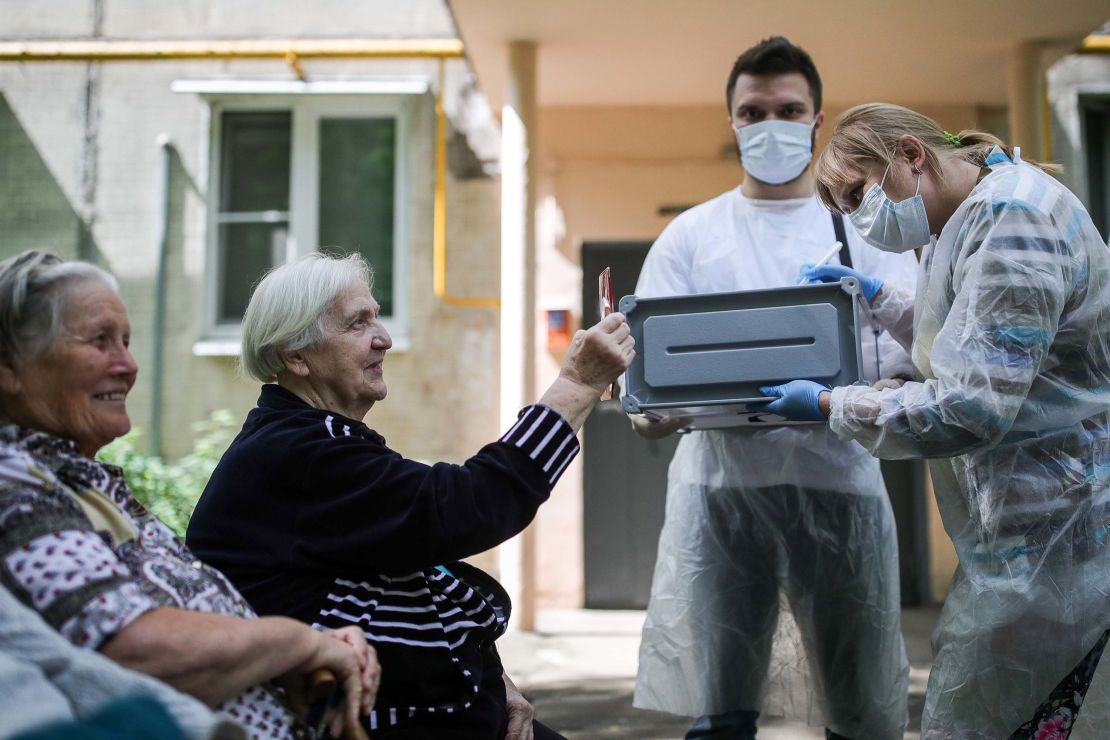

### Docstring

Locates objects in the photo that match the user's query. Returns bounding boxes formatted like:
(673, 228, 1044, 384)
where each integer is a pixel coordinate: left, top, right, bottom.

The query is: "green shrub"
(97, 410, 238, 538)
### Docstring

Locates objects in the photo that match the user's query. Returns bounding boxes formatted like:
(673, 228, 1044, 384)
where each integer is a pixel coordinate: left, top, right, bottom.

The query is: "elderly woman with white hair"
(0, 250, 380, 740)
(186, 252, 634, 739)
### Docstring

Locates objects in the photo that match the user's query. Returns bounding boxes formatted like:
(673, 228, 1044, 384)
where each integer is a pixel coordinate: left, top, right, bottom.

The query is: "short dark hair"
(725, 36, 822, 115)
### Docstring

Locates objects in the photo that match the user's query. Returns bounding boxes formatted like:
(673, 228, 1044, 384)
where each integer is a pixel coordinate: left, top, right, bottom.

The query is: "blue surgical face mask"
(848, 164, 931, 253)
(735, 119, 815, 185)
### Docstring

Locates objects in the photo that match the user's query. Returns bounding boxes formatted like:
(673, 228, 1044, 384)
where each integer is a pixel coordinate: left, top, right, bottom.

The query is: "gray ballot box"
(620, 277, 865, 428)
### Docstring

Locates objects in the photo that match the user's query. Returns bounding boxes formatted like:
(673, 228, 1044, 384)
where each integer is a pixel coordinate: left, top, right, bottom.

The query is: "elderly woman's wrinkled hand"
(561, 312, 635, 393)
(327, 626, 380, 716)
(280, 627, 377, 739)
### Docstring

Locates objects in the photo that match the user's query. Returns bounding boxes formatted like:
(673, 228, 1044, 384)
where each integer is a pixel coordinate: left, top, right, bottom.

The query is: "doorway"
(1082, 95, 1110, 242)
(581, 241, 677, 609)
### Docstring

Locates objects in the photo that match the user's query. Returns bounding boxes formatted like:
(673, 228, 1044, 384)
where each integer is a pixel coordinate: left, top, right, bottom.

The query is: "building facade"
(4, 0, 1108, 622)
(0, 0, 503, 482)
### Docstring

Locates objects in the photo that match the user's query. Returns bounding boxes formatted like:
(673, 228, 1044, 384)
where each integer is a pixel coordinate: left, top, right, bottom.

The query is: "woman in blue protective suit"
(762, 102, 1110, 739)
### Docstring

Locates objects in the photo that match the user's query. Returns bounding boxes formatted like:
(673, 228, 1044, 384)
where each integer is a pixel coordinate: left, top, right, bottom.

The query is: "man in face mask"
(629, 37, 918, 740)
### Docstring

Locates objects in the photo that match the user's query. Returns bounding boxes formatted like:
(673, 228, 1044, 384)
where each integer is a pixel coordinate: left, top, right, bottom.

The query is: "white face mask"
(735, 119, 815, 185)
(848, 164, 931, 253)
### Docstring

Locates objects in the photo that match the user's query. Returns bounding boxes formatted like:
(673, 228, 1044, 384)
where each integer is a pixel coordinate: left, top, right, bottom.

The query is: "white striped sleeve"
(499, 404, 580, 486)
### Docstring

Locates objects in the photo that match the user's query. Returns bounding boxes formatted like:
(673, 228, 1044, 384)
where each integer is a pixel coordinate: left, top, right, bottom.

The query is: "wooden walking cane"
(308, 668, 370, 740)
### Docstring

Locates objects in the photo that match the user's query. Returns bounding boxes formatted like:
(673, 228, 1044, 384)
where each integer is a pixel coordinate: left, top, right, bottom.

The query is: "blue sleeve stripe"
(986, 235, 1065, 255)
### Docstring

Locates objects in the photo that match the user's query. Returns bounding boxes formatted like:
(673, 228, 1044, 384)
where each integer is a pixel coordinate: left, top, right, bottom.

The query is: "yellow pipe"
(1080, 34, 1110, 53)
(0, 36, 495, 309)
(0, 38, 464, 62)
(433, 58, 500, 309)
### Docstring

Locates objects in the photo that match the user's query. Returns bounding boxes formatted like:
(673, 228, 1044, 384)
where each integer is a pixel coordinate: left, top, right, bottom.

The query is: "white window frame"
(199, 93, 412, 352)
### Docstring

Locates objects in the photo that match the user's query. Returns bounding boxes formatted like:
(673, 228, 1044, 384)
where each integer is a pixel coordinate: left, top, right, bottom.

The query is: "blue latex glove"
(797, 263, 884, 302)
(758, 380, 831, 422)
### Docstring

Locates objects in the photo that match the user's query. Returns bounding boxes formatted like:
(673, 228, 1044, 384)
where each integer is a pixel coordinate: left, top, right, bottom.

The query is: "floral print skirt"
(1009, 629, 1110, 740)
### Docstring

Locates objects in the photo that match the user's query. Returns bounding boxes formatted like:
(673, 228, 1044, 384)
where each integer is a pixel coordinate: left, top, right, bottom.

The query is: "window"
(216, 111, 291, 323)
(205, 95, 410, 345)
(318, 117, 397, 316)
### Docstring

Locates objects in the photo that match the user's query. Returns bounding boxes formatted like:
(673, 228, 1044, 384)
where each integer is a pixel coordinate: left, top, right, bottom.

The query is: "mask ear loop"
(880, 146, 924, 195)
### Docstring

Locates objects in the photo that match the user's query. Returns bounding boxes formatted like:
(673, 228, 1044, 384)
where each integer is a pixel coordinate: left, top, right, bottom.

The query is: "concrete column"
(1008, 40, 1045, 162)
(499, 40, 538, 630)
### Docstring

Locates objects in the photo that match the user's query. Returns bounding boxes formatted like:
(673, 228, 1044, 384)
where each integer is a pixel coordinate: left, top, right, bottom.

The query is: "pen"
(797, 241, 842, 285)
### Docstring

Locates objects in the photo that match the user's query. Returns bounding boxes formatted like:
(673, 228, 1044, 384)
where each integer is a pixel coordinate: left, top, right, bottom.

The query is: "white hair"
(240, 252, 373, 382)
(0, 251, 119, 366)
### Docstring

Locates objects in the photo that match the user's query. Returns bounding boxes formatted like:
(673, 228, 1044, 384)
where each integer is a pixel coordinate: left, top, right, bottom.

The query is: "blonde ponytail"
(951, 129, 1060, 175)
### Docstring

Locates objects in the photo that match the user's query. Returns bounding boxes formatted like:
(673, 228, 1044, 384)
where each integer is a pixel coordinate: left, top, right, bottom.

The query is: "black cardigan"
(186, 384, 579, 736)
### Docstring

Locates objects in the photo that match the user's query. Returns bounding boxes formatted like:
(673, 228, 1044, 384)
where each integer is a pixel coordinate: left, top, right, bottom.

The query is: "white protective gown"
(633, 189, 916, 739)
(829, 150, 1110, 739)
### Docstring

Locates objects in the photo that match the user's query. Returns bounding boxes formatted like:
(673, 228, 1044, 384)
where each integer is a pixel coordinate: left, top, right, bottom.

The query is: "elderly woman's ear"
(276, 347, 310, 378)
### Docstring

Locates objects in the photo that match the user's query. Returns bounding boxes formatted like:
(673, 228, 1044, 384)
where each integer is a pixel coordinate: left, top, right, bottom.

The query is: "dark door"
(579, 241, 931, 608)
(581, 241, 678, 609)
(1082, 96, 1110, 242)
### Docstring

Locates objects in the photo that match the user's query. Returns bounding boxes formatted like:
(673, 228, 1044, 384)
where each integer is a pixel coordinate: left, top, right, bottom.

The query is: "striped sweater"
(186, 384, 579, 735)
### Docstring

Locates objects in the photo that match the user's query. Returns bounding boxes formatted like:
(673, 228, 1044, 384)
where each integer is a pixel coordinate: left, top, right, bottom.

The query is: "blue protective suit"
(829, 149, 1110, 739)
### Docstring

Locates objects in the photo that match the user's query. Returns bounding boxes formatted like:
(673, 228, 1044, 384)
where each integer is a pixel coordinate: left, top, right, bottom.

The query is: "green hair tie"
(942, 130, 962, 147)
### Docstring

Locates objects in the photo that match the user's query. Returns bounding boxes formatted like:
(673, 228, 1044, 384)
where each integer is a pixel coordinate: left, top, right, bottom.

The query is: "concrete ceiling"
(449, 0, 1108, 111)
